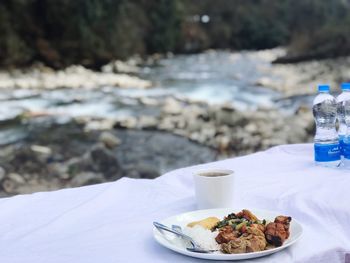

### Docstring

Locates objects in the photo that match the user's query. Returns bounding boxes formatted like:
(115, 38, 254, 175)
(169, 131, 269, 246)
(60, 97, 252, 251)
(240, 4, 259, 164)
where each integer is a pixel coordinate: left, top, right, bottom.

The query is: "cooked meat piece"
(265, 223, 286, 247)
(275, 216, 291, 226)
(274, 215, 291, 239)
(221, 226, 266, 253)
(245, 236, 266, 253)
(218, 212, 292, 253)
(215, 226, 240, 244)
(245, 226, 265, 238)
(265, 215, 291, 247)
(220, 225, 234, 232)
(236, 209, 258, 221)
(221, 239, 248, 254)
(250, 223, 265, 233)
(242, 227, 267, 252)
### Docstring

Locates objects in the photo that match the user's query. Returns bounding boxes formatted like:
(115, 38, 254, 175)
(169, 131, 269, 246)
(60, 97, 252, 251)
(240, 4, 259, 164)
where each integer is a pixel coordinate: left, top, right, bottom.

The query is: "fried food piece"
(221, 227, 266, 253)
(215, 226, 240, 244)
(265, 223, 287, 247)
(187, 217, 220, 230)
(246, 236, 266, 252)
(250, 223, 265, 233)
(265, 216, 292, 247)
(221, 238, 248, 254)
(275, 216, 291, 228)
(242, 227, 267, 252)
(236, 209, 258, 221)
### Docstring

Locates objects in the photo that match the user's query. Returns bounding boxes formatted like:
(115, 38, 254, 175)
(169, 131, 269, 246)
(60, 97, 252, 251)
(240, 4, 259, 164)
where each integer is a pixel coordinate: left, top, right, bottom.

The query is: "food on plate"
(265, 215, 291, 247)
(183, 225, 220, 251)
(221, 226, 267, 253)
(215, 225, 240, 244)
(185, 209, 292, 254)
(187, 217, 220, 230)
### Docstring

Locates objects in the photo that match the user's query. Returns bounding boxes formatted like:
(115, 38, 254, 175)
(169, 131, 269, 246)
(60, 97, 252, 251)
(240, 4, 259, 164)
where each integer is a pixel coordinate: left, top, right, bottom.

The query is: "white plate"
(153, 208, 303, 260)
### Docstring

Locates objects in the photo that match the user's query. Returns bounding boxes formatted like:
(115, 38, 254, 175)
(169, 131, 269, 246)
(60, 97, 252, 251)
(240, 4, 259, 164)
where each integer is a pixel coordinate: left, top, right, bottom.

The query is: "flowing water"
(139, 50, 281, 109)
(0, 50, 313, 145)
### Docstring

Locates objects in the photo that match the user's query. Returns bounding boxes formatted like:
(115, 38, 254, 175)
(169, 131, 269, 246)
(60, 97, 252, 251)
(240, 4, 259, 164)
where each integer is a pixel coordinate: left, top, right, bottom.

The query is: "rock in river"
(90, 144, 122, 179)
(99, 132, 121, 149)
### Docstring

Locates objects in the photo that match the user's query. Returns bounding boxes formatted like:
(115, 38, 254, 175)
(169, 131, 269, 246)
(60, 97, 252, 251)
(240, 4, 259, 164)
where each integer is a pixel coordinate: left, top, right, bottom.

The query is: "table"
(0, 144, 349, 263)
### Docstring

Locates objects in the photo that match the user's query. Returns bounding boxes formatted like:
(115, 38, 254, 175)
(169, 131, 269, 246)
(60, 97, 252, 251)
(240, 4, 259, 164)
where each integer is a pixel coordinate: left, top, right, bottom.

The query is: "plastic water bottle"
(337, 83, 350, 167)
(312, 84, 340, 167)
(336, 83, 350, 159)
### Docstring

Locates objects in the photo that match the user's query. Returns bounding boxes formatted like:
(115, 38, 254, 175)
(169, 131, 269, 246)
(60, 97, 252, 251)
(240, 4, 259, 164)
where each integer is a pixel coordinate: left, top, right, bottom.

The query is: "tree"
(146, 0, 183, 53)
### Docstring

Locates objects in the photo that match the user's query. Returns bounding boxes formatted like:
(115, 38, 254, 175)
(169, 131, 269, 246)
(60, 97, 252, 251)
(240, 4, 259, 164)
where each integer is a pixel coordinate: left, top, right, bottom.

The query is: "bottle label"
(314, 143, 340, 162)
(343, 141, 350, 159)
(339, 135, 345, 156)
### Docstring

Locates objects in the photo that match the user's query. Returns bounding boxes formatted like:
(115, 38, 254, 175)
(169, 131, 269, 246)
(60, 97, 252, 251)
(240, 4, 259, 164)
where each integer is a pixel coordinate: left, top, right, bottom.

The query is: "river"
(0, 49, 315, 147)
(0, 49, 318, 195)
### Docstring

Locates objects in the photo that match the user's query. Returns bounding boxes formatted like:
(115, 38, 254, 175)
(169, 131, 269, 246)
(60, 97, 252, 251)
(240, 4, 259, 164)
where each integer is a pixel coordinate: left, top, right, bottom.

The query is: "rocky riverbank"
(0, 94, 314, 196)
(0, 48, 325, 196)
(0, 118, 219, 196)
(256, 55, 350, 96)
(0, 61, 151, 90)
(114, 96, 314, 154)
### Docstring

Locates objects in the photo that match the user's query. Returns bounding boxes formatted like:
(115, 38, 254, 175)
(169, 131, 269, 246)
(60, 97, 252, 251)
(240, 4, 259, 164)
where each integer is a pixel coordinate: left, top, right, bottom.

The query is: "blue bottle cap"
(318, 84, 330, 92)
(341, 83, 350, 91)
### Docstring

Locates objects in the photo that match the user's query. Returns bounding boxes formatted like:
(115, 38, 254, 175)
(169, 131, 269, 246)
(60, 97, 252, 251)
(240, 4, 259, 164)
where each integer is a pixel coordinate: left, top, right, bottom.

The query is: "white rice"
(183, 225, 220, 250)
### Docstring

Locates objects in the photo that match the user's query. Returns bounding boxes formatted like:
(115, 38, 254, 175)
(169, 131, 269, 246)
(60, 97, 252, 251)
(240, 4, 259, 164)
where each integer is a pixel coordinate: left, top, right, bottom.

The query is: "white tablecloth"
(0, 144, 349, 263)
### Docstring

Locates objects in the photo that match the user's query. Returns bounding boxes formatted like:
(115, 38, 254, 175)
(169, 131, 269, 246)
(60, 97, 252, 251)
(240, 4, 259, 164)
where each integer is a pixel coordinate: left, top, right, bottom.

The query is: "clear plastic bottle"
(336, 83, 350, 161)
(338, 83, 350, 169)
(313, 84, 340, 167)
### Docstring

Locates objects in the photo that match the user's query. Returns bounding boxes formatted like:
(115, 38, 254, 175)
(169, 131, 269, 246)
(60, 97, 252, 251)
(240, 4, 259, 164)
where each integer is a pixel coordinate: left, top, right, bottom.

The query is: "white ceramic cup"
(193, 169, 234, 209)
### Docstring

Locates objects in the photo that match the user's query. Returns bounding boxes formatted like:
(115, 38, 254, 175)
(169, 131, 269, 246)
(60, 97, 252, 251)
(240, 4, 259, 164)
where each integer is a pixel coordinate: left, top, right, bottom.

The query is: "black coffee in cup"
(199, 172, 230, 177)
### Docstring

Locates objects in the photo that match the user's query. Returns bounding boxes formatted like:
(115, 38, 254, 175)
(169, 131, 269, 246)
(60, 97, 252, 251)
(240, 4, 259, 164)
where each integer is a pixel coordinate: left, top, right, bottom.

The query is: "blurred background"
(0, 0, 349, 196)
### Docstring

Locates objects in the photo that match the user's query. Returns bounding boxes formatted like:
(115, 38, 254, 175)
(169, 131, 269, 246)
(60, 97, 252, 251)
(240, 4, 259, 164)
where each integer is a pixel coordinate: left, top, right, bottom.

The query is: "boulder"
(114, 117, 138, 129)
(99, 132, 121, 149)
(254, 77, 276, 88)
(216, 135, 231, 152)
(2, 179, 16, 194)
(200, 124, 216, 139)
(8, 173, 26, 184)
(189, 132, 205, 142)
(48, 163, 70, 179)
(30, 145, 52, 162)
(131, 163, 160, 179)
(84, 119, 116, 131)
(244, 123, 258, 134)
(158, 118, 176, 130)
(124, 170, 141, 179)
(90, 144, 121, 179)
(138, 97, 160, 106)
(66, 154, 92, 177)
(101, 60, 140, 74)
(162, 97, 183, 115)
(186, 118, 202, 133)
(138, 116, 158, 129)
(70, 172, 105, 187)
(0, 167, 6, 181)
(214, 104, 246, 126)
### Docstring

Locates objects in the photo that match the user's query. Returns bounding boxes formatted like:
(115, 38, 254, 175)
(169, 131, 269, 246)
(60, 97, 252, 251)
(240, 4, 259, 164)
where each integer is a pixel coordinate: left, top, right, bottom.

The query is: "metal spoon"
(171, 224, 182, 232)
(153, 222, 218, 253)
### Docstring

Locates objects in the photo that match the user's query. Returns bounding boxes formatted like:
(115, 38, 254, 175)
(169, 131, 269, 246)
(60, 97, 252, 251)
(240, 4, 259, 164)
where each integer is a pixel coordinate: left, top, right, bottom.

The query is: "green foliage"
(281, 0, 350, 61)
(0, 2, 32, 66)
(184, 0, 291, 50)
(146, 0, 183, 53)
(41, 0, 147, 66)
(230, 5, 289, 50)
(1, 0, 350, 67)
